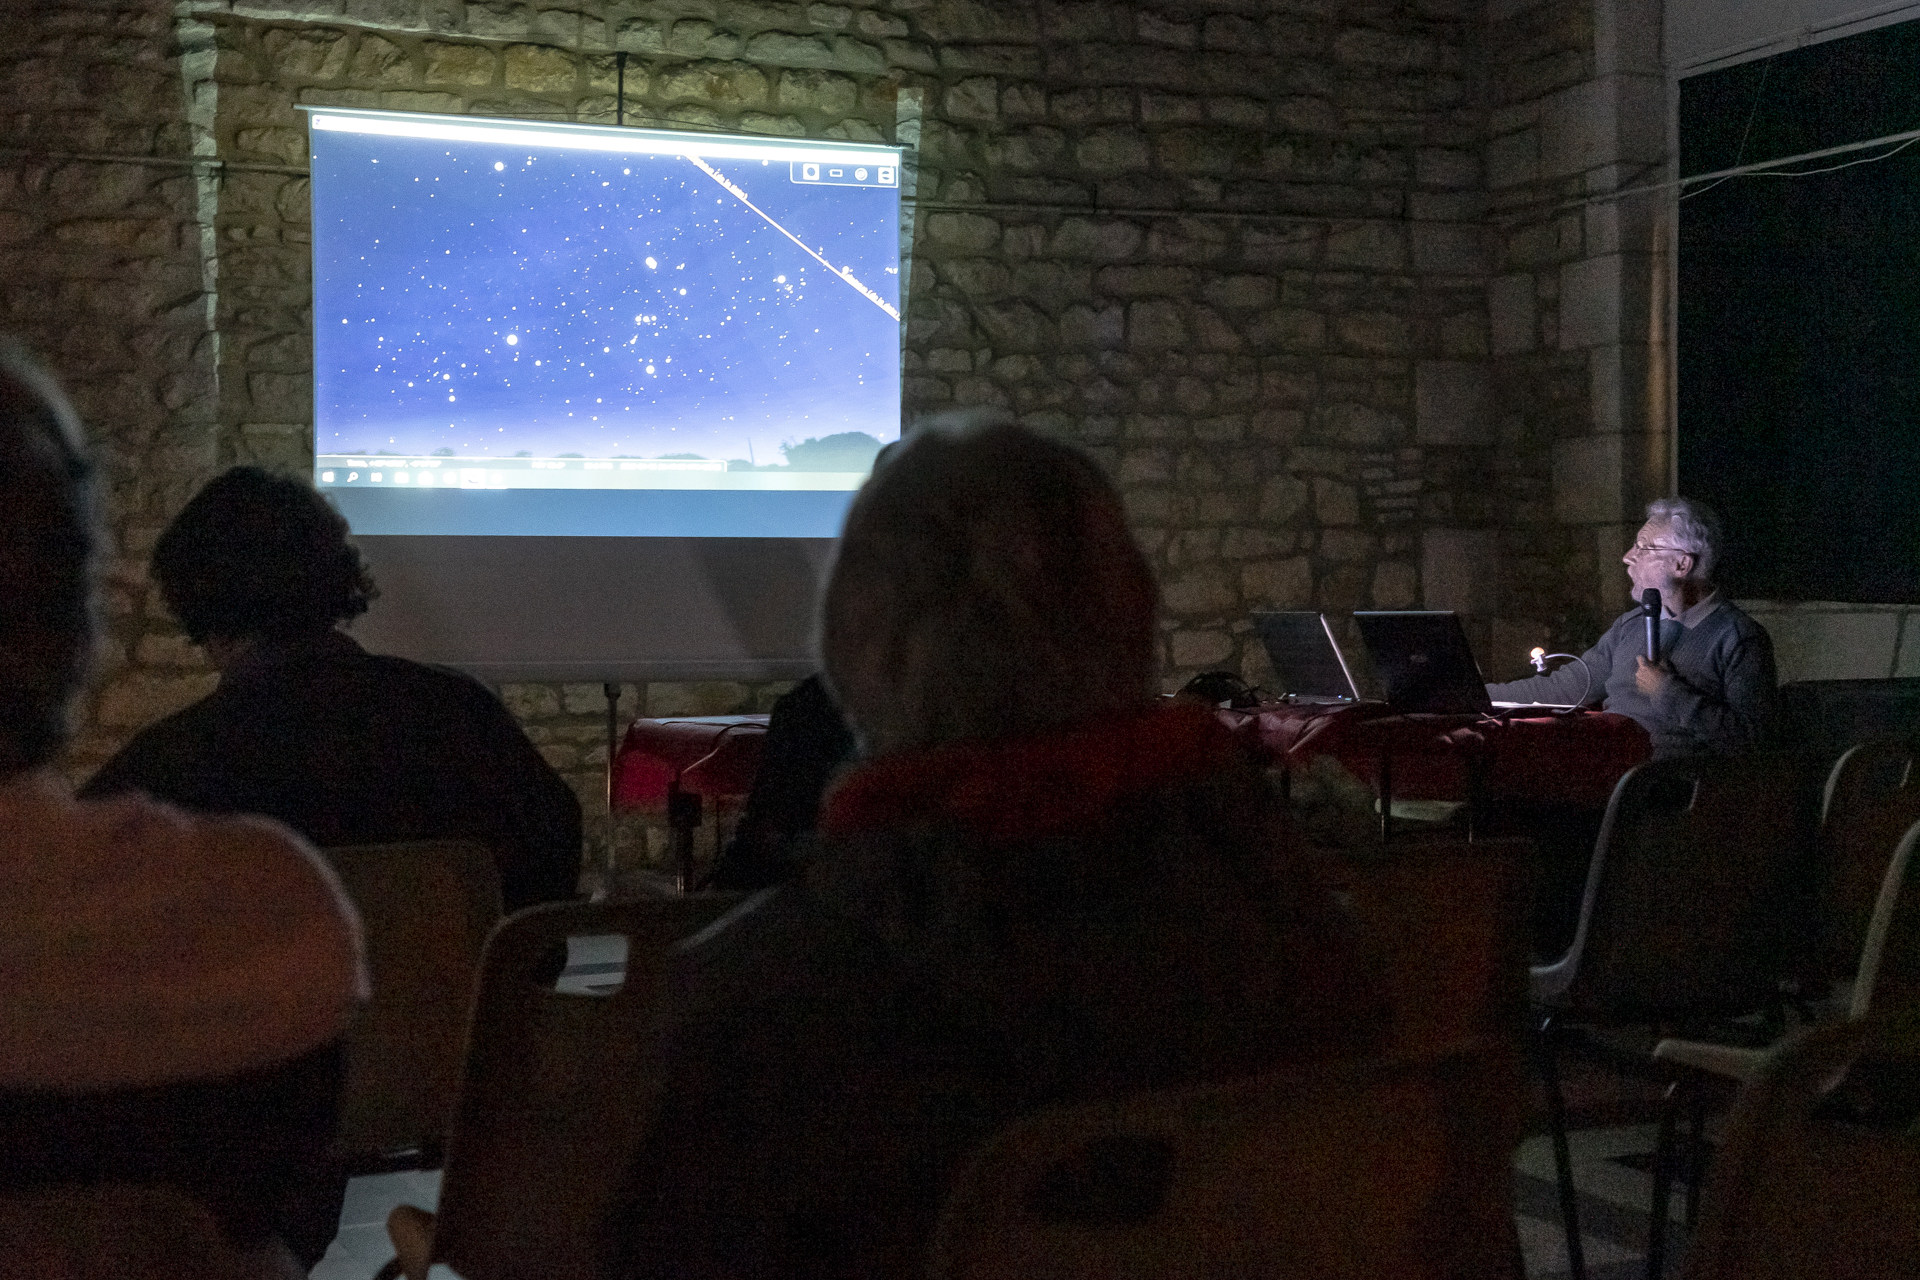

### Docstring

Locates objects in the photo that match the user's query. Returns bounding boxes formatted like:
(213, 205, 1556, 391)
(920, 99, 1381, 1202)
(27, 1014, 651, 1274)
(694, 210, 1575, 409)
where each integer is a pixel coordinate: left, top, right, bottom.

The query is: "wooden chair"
(1681, 1012, 1920, 1280)
(1645, 814, 1920, 1276)
(376, 893, 744, 1280)
(0, 1183, 304, 1280)
(321, 839, 504, 1172)
(1530, 754, 1814, 1280)
(926, 1044, 1524, 1280)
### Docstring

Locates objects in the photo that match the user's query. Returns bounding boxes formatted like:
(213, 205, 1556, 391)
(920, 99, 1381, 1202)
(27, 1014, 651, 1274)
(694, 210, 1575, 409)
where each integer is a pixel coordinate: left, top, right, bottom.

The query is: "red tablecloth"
(610, 715, 769, 813)
(1220, 701, 1651, 808)
(610, 701, 1653, 817)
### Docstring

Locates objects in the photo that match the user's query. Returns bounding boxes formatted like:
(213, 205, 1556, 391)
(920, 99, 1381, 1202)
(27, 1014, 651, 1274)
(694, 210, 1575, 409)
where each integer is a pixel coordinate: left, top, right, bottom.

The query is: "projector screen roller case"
(306, 108, 903, 538)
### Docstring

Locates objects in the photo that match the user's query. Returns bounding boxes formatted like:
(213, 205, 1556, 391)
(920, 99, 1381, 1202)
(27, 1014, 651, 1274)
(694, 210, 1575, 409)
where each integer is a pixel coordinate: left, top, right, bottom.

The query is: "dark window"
(1678, 20, 1920, 602)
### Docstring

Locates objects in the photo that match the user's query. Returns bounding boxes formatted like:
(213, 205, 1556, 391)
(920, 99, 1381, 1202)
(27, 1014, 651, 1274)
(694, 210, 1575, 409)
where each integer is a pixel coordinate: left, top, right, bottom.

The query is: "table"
(1222, 700, 1651, 810)
(611, 701, 1653, 870)
(610, 715, 768, 887)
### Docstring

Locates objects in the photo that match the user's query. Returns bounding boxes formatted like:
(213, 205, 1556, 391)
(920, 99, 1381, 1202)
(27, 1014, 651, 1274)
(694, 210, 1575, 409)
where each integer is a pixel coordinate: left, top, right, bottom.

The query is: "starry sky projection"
(311, 125, 902, 465)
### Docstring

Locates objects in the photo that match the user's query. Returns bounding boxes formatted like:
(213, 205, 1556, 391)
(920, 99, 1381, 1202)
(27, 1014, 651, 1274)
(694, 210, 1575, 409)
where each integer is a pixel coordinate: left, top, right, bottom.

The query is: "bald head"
(0, 343, 96, 775)
(821, 420, 1158, 756)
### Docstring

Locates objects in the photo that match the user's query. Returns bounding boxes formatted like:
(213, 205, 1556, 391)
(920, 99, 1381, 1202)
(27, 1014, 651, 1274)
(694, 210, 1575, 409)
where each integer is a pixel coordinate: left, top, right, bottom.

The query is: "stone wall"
(4, 0, 1541, 874)
(1475, 0, 1669, 674)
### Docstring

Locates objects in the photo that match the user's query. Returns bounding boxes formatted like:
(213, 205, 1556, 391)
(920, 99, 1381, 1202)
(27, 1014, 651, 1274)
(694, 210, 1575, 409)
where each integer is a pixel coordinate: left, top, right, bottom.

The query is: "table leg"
(666, 783, 702, 893)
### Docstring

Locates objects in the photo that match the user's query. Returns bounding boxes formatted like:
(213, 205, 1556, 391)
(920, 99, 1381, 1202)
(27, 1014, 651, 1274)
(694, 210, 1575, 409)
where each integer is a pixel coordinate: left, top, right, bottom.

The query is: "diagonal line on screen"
(683, 153, 901, 322)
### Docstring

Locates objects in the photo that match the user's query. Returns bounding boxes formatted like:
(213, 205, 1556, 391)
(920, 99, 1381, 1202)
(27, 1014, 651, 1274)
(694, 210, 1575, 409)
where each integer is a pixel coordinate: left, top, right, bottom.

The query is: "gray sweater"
(1486, 599, 1777, 758)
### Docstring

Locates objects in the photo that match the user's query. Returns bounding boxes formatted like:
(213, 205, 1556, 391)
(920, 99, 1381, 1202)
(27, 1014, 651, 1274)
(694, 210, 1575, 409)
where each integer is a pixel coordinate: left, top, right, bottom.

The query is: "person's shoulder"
(1711, 598, 1770, 636)
(0, 780, 366, 1092)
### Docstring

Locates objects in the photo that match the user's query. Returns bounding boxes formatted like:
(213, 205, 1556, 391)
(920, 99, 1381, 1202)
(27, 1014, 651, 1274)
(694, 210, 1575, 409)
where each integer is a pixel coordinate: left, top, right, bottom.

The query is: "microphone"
(1642, 588, 1662, 663)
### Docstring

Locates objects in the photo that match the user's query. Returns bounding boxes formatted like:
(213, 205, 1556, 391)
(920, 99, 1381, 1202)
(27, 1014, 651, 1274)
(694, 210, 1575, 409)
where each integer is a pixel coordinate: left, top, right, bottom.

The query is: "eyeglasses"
(1626, 542, 1686, 557)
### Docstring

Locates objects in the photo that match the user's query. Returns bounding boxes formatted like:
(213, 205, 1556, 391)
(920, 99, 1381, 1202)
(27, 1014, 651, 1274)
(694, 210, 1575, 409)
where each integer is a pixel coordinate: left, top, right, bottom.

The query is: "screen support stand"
(603, 681, 621, 885)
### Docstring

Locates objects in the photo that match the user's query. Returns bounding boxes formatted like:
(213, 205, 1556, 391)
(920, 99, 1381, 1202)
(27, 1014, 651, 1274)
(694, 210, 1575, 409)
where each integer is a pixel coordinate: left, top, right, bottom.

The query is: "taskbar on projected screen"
(325, 482, 859, 537)
(315, 454, 868, 491)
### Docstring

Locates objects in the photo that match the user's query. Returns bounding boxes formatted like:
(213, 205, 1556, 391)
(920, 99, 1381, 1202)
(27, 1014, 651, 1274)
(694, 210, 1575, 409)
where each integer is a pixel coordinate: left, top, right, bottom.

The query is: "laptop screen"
(1351, 611, 1493, 715)
(1251, 611, 1359, 701)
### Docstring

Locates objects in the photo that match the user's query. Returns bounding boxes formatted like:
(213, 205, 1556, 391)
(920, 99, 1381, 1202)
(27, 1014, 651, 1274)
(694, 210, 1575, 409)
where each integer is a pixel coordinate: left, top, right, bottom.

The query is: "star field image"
(311, 125, 902, 473)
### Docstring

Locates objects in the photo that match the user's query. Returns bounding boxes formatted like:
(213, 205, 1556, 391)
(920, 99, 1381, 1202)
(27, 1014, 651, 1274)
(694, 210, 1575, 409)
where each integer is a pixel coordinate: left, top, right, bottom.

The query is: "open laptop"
(1251, 611, 1360, 702)
(1351, 611, 1496, 716)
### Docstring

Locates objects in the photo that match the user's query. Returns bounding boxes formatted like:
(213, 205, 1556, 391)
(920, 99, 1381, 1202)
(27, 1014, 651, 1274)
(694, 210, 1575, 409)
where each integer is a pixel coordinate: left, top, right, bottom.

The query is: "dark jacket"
(602, 702, 1386, 1279)
(81, 631, 582, 911)
(1487, 598, 1777, 758)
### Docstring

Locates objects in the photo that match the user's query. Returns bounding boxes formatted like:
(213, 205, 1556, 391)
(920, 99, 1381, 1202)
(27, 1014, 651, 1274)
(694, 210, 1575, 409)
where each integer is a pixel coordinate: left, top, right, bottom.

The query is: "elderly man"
(601, 420, 1386, 1279)
(0, 343, 366, 1267)
(1488, 496, 1777, 757)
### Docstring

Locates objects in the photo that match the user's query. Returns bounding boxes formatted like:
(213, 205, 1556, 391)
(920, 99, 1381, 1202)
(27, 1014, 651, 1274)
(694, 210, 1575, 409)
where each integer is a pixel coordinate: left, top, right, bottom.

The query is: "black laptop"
(1251, 611, 1360, 702)
(1351, 611, 1494, 716)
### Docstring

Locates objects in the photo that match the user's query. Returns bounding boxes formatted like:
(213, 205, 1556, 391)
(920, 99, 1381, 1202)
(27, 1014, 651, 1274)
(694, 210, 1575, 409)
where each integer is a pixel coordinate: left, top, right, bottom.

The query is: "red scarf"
(819, 701, 1243, 845)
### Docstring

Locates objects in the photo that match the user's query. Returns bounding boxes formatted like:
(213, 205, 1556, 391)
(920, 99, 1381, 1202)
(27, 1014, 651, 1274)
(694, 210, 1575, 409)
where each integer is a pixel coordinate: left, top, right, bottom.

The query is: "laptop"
(1351, 611, 1495, 716)
(1251, 611, 1360, 702)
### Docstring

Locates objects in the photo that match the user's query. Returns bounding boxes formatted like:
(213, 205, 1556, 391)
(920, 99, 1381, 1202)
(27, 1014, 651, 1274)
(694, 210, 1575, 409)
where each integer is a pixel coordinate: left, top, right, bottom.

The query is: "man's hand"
(1634, 655, 1671, 699)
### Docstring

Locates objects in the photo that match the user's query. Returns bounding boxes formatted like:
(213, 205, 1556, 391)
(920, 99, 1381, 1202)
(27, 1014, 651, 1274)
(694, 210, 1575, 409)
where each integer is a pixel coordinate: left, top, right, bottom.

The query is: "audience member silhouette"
(0, 343, 367, 1268)
(602, 421, 1386, 1278)
(82, 466, 582, 914)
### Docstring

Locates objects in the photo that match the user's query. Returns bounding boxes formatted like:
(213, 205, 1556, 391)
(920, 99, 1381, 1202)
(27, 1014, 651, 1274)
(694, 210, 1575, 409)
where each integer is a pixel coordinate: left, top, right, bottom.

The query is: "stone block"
(1057, 304, 1124, 349)
(1488, 273, 1536, 354)
(1049, 217, 1141, 260)
(1485, 128, 1537, 189)
(1558, 253, 1653, 350)
(1422, 528, 1499, 614)
(1200, 275, 1276, 310)
(418, 40, 497, 86)
(1050, 86, 1134, 125)
(1334, 313, 1410, 355)
(1315, 477, 1359, 525)
(1242, 556, 1313, 607)
(923, 211, 999, 250)
(1325, 222, 1406, 272)
(1095, 265, 1197, 297)
(646, 681, 753, 716)
(1245, 308, 1323, 351)
(1416, 147, 1478, 188)
(1415, 361, 1490, 446)
(1162, 565, 1237, 615)
(1551, 433, 1624, 524)
(1372, 559, 1418, 607)
(349, 34, 413, 85)
(1896, 614, 1920, 677)
(1318, 403, 1403, 448)
(1076, 127, 1150, 173)
(945, 76, 997, 121)
(1127, 299, 1187, 349)
(1170, 628, 1235, 667)
(1749, 608, 1902, 683)
(1257, 472, 1309, 522)
(658, 62, 770, 106)
(504, 43, 575, 92)
(261, 28, 353, 80)
(1412, 222, 1485, 275)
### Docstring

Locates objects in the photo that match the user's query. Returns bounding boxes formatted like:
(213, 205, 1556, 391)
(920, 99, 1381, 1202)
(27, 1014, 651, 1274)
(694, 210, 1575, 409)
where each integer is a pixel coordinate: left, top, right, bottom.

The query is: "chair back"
(424, 894, 744, 1280)
(1312, 838, 1532, 1059)
(1683, 1012, 1920, 1280)
(1851, 817, 1920, 1018)
(0, 1183, 303, 1280)
(1540, 754, 1813, 1017)
(1817, 738, 1920, 981)
(928, 1045, 1522, 1280)
(322, 839, 504, 1169)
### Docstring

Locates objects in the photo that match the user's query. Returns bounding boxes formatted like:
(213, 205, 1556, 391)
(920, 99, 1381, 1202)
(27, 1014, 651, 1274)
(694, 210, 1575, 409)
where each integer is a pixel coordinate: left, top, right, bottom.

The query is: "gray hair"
(0, 341, 97, 775)
(821, 421, 1158, 756)
(1645, 496, 1722, 580)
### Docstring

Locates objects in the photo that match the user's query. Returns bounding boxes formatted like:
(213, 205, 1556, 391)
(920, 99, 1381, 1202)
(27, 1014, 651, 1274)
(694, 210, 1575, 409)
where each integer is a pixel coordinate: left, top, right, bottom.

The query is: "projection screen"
(303, 107, 903, 681)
